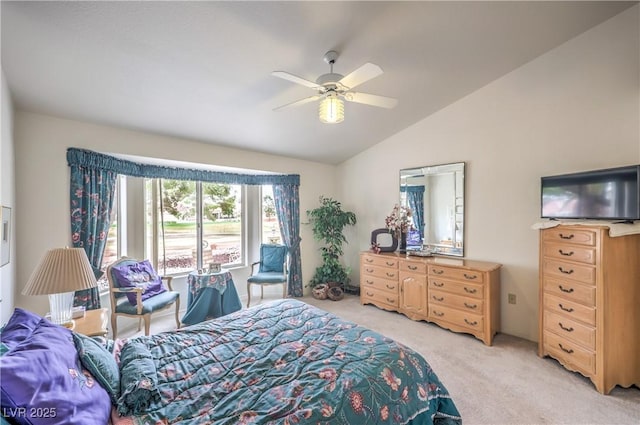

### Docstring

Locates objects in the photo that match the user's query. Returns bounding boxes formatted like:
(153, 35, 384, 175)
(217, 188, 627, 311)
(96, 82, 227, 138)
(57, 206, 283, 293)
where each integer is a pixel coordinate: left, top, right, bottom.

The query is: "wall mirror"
(400, 162, 465, 257)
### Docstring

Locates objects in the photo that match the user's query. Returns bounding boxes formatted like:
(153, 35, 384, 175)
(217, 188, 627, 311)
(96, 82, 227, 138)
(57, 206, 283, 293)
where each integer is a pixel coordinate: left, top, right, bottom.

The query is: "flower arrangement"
(385, 204, 414, 237)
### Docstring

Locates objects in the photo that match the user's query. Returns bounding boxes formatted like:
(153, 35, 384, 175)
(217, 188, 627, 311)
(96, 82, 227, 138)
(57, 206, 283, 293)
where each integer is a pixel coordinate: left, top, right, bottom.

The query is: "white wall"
(0, 69, 16, 324)
(14, 112, 337, 315)
(338, 5, 640, 342)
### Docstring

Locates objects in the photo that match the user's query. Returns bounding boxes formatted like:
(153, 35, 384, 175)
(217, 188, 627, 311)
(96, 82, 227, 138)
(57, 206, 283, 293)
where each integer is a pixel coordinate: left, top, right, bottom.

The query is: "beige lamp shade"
(23, 247, 97, 296)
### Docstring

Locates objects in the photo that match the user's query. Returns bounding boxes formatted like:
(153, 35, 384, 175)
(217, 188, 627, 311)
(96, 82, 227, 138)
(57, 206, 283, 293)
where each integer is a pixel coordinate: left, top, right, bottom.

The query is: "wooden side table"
(73, 308, 109, 337)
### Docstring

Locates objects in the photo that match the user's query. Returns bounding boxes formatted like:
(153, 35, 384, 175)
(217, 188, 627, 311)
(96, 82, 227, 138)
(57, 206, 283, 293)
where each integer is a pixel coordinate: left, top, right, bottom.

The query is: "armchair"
(247, 244, 288, 308)
(106, 257, 180, 338)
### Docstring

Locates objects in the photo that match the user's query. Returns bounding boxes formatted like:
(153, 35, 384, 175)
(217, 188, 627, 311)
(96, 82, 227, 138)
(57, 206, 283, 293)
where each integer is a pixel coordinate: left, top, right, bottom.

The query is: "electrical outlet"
(508, 293, 517, 304)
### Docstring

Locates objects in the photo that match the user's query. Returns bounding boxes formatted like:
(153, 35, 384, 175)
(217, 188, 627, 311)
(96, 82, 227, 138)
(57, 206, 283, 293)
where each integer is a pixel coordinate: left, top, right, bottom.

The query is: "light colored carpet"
(115, 294, 640, 425)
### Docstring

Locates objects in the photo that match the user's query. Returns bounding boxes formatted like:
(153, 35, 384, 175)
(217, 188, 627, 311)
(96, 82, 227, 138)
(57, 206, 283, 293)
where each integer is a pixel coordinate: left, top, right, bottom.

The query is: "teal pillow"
(72, 332, 120, 404)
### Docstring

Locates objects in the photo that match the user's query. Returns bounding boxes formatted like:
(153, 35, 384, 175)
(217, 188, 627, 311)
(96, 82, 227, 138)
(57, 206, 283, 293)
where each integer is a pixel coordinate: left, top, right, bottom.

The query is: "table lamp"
(22, 247, 97, 327)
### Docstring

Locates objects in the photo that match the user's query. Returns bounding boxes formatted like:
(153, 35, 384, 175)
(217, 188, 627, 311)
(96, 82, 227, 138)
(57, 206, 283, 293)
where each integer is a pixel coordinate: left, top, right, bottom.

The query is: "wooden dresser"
(360, 252, 501, 345)
(538, 224, 640, 394)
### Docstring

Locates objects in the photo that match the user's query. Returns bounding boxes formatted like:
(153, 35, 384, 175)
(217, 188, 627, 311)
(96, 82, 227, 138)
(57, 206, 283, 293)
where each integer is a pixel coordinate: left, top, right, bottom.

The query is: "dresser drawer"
(542, 259, 595, 285)
(543, 293, 595, 326)
(361, 264, 398, 280)
(428, 303, 484, 332)
(543, 330, 595, 375)
(542, 243, 596, 265)
(361, 254, 399, 269)
(544, 310, 595, 350)
(428, 265, 484, 284)
(399, 260, 427, 274)
(543, 277, 596, 306)
(361, 287, 399, 308)
(429, 278, 484, 299)
(429, 289, 484, 314)
(361, 274, 399, 294)
(543, 228, 596, 246)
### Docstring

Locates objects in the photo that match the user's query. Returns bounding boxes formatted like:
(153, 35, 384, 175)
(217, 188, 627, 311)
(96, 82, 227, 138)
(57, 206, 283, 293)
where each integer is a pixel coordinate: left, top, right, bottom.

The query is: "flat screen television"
(541, 165, 640, 221)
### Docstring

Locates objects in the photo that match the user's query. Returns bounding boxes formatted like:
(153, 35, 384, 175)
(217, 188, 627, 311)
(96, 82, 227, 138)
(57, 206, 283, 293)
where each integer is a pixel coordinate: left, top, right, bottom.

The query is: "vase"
(398, 231, 407, 253)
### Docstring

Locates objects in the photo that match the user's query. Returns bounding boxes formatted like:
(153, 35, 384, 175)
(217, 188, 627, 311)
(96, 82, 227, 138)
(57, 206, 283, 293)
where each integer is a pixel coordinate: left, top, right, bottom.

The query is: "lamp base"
(48, 292, 75, 326)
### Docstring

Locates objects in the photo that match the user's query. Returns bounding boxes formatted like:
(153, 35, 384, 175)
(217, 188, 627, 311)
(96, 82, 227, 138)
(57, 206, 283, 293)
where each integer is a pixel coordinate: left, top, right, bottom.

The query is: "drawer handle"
(433, 282, 444, 287)
(386, 298, 395, 303)
(559, 233, 574, 240)
(464, 319, 478, 326)
(366, 292, 374, 297)
(464, 273, 477, 280)
(558, 285, 574, 293)
(558, 249, 574, 257)
(365, 258, 374, 263)
(558, 267, 574, 275)
(408, 265, 418, 270)
(386, 261, 395, 266)
(365, 280, 374, 285)
(432, 269, 444, 275)
(558, 343, 574, 354)
(558, 303, 574, 313)
(432, 295, 444, 302)
(386, 284, 395, 290)
(365, 268, 374, 273)
(464, 302, 478, 309)
(558, 322, 574, 332)
(464, 287, 477, 294)
(433, 310, 444, 317)
(386, 272, 396, 278)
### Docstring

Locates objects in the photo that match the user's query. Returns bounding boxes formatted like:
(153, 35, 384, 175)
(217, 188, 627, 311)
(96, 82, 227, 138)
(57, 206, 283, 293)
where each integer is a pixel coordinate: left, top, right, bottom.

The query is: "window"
(145, 178, 244, 275)
(261, 185, 281, 244)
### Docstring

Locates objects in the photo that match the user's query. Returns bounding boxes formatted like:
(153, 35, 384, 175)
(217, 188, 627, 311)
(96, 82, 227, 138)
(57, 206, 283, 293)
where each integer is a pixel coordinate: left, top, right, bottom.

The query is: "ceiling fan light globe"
(319, 96, 344, 124)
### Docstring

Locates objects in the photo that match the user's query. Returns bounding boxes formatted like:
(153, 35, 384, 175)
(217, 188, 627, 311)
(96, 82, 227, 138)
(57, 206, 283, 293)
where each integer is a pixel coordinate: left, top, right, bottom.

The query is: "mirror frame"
(400, 162, 465, 257)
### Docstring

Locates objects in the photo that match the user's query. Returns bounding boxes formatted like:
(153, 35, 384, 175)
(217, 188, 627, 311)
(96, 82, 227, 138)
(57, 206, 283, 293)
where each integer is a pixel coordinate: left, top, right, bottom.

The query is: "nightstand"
(73, 308, 109, 337)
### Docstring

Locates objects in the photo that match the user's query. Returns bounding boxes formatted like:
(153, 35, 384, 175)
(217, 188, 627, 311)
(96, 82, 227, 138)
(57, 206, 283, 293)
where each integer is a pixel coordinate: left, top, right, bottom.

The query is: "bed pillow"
(0, 308, 43, 351)
(73, 332, 120, 404)
(0, 318, 111, 424)
(111, 259, 167, 305)
(117, 340, 161, 416)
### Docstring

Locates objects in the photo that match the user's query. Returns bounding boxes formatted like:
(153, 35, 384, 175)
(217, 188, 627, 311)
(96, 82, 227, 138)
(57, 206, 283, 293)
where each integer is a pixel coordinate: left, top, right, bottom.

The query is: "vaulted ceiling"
(2, 1, 635, 164)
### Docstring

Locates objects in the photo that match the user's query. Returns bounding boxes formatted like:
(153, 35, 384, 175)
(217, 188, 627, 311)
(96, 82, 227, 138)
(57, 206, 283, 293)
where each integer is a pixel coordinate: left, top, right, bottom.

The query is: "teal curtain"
(406, 186, 425, 239)
(273, 184, 302, 297)
(67, 148, 299, 186)
(70, 164, 117, 309)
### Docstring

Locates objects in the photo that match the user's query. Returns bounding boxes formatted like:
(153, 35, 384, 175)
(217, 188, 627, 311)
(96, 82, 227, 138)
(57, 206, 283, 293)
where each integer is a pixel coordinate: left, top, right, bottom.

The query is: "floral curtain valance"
(67, 148, 300, 186)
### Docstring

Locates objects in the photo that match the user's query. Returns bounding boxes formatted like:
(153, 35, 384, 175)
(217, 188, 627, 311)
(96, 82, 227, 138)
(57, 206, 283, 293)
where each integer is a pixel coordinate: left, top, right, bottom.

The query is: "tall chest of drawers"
(538, 224, 640, 394)
(361, 252, 501, 345)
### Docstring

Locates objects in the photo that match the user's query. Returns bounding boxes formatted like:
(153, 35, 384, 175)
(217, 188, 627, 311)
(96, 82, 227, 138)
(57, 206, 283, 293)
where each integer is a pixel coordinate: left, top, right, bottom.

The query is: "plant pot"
(312, 284, 329, 300)
(327, 286, 344, 301)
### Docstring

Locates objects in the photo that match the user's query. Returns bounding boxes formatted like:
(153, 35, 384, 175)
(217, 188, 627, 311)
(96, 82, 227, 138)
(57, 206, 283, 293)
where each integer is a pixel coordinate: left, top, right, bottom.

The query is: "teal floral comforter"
(116, 299, 461, 425)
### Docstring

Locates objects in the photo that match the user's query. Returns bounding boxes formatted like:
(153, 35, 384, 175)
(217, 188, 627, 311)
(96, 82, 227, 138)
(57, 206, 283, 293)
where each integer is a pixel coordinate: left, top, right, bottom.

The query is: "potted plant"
(306, 196, 357, 293)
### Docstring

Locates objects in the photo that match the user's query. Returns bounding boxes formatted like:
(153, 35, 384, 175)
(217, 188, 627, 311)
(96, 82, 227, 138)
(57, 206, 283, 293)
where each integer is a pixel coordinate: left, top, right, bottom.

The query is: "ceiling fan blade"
(271, 71, 319, 89)
(345, 92, 398, 109)
(339, 63, 383, 89)
(273, 95, 321, 111)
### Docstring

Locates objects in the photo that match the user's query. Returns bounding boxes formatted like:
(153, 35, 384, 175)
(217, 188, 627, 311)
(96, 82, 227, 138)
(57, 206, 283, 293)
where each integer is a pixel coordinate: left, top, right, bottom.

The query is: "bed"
(1, 299, 461, 425)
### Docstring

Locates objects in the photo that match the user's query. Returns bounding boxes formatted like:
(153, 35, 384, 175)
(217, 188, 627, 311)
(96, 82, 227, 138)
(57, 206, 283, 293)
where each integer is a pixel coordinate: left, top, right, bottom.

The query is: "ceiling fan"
(272, 50, 398, 123)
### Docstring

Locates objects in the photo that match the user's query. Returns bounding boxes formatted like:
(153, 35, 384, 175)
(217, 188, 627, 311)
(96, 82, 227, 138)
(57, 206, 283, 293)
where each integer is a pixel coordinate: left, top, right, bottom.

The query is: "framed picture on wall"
(1, 206, 11, 267)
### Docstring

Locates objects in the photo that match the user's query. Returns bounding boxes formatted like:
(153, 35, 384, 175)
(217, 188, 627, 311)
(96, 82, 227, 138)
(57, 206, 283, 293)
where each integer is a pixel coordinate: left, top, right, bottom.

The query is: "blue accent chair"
(106, 257, 180, 338)
(247, 244, 288, 308)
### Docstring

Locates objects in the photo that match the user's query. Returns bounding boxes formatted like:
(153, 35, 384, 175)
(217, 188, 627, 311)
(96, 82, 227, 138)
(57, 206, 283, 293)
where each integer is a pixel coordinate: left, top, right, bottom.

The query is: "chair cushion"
(111, 259, 167, 306)
(259, 244, 287, 273)
(248, 272, 287, 284)
(115, 291, 179, 315)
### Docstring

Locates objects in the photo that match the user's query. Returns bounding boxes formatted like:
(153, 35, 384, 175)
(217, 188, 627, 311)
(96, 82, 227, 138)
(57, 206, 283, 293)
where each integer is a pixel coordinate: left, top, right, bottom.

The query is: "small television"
(541, 165, 640, 221)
